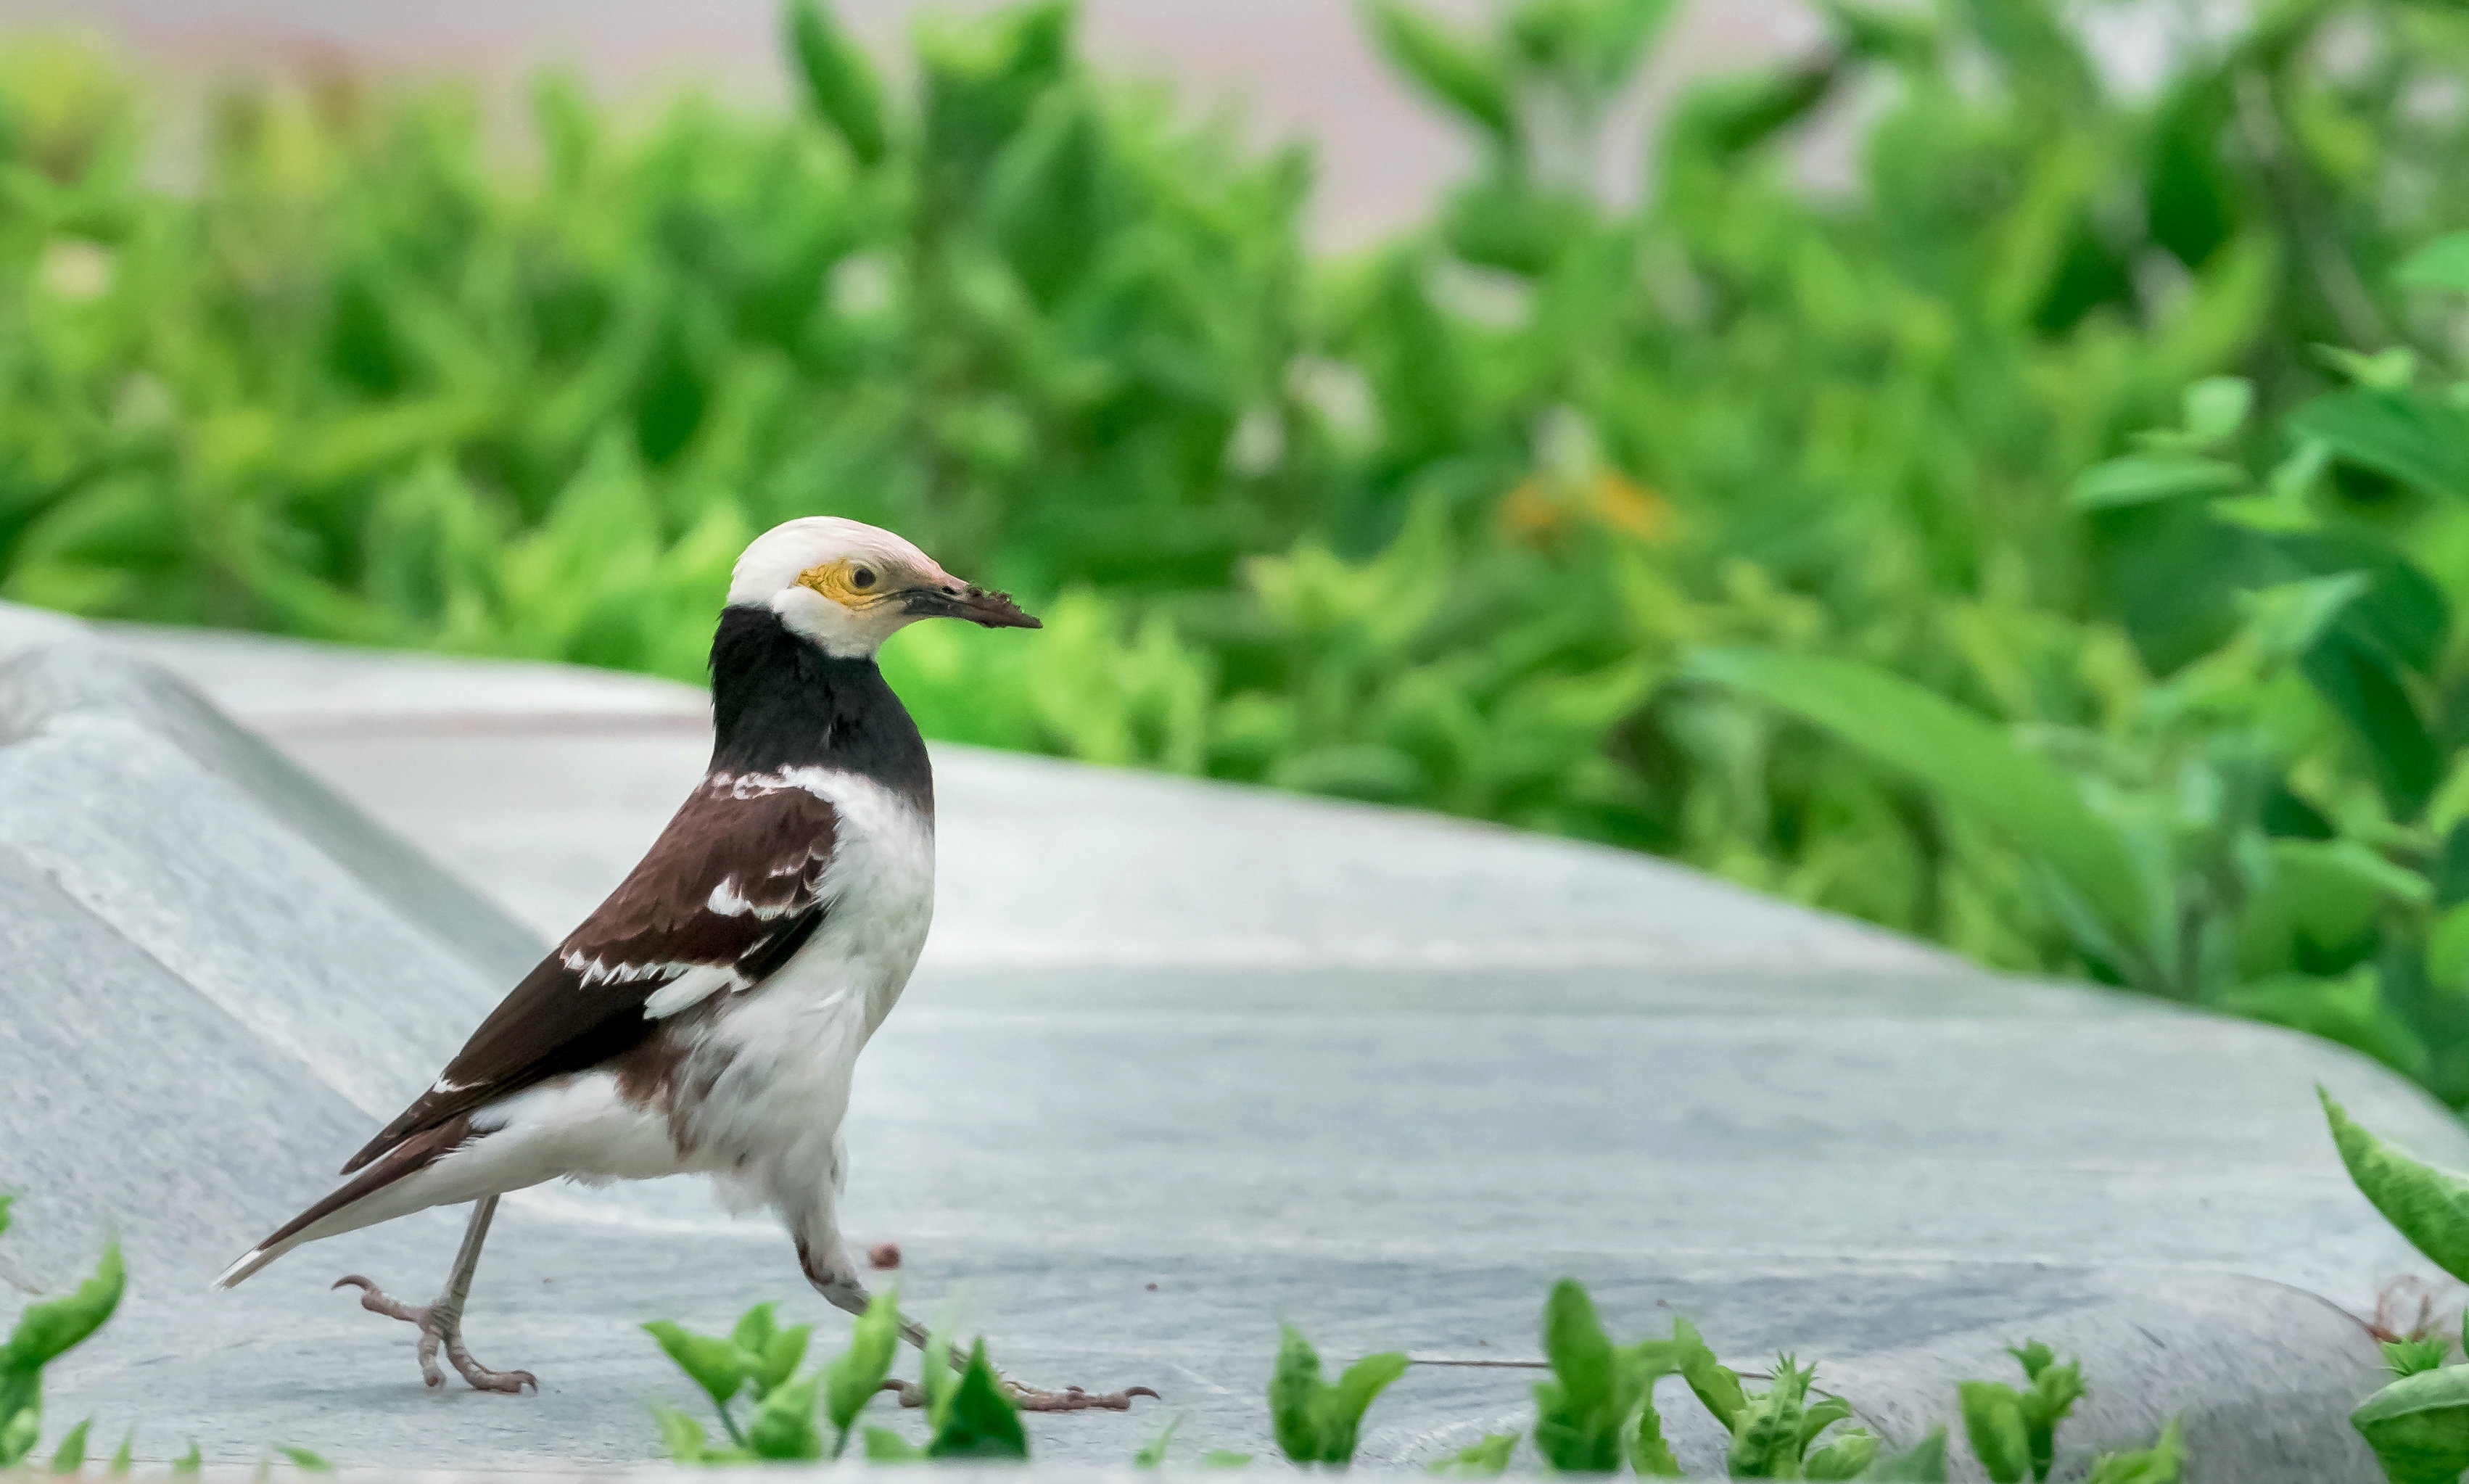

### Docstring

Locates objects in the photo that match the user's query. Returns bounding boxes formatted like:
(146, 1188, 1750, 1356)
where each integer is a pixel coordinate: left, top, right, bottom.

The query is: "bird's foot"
(878, 1374, 1158, 1412)
(1002, 1377, 1162, 1413)
(332, 1274, 537, 1394)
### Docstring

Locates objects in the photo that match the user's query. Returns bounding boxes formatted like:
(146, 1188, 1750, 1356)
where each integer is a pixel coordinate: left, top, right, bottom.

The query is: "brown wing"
(342, 772, 839, 1174)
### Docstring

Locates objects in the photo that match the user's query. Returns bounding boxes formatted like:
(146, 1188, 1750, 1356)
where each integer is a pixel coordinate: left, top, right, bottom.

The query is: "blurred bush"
(8, 1, 2469, 1089)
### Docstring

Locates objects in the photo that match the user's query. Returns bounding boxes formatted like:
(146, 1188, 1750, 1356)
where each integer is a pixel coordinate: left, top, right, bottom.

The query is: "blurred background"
(5, 0, 2469, 1102)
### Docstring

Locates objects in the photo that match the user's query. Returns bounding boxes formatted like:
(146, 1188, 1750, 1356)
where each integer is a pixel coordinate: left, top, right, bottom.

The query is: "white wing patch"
(643, 962, 750, 1019)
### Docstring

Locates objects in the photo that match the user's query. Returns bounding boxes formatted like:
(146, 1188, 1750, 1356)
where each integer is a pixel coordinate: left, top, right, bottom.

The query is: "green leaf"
(276, 1446, 332, 1472)
(643, 1321, 749, 1413)
(2182, 376, 2253, 446)
(2430, 902, 2469, 996)
(928, 1339, 1029, 1461)
(654, 1405, 709, 1464)
(731, 1303, 777, 1359)
(1533, 1279, 1625, 1471)
(2320, 346, 2422, 393)
(1361, 0, 1517, 143)
(748, 1372, 825, 1461)
(824, 1285, 902, 1438)
(2321, 1087, 2469, 1284)
(1133, 1413, 1181, 1467)
(4, 1243, 124, 1369)
(1269, 1322, 1406, 1466)
(1541, 1279, 1617, 1415)
(1326, 1351, 1410, 1462)
(1867, 1427, 1950, 1482)
(1686, 648, 2155, 979)
(1797, 1393, 1855, 1452)
(1, 1403, 42, 1473)
(2068, 455, 2245, 510)
(2397, 233, 2469, 294)
(1726, 1358, 1812, 1478)
(1629, 1385, 1684, 1477)
(1673, 1316, 1745, 1430)
(108, 1428, 131, 1474)
(757, 1324, 812, 1400)
(2085, 1417, 2185, 1484)
(1804, 1429, 1879, 1480)
(2292, 390, 2469, 500)
(2016, 1351, 2084, 1481)
(1959, 1381, 2032, 1483)
(0, 1196, 12, 1240)
(172, 1442, 200, 1475)
(49, 1415, 89, 1473)
(1269, 1324, 1326, 1464)
(2384, 1337, 2450, 1379)
(1200, 1451, 1255, 1468)
(863, 1425, 927, 1462)
(2300, 627, 2443, 820)
(1428, 1433, 1516, 1477)
(2236, 572, 2370, 659)
(917, 1311, 963, 1427)
(786, 0, 888, 165)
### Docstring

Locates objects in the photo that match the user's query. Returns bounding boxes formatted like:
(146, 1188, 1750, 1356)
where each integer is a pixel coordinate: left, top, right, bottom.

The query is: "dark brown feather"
(341, 775, 838, 1174)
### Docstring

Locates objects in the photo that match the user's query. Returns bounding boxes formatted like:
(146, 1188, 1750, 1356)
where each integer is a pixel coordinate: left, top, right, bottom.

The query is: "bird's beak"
(902, 581, 1042, 630)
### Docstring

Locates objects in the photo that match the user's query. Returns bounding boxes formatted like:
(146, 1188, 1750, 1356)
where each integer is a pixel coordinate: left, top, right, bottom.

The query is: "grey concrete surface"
(4, 606, 2463, 1480)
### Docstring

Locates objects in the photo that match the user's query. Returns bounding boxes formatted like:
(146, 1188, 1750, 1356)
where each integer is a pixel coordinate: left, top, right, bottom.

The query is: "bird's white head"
(725, 517, 1040, 659)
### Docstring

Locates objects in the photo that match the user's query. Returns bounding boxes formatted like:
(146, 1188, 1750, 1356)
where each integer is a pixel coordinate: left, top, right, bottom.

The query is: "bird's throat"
(706, 605, 935, 817)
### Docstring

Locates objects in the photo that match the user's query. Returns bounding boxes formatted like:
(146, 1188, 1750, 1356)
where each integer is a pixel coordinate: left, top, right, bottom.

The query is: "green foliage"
(1528, 1279, 1680, 1475)
(2320, 1091, 2469, 1483)
(2321, 1089, 2469, 1285)
(2387, 1338, 2451, 1381)
(1269, 1324, 1410, 1467)
(2085, 1418, 2186, 1484)
(0, 1207, 124, 1471)
(48, 1416, 88, 1473)
(16, 0, 2469, 1095)
(648, 1295, 904, 1464)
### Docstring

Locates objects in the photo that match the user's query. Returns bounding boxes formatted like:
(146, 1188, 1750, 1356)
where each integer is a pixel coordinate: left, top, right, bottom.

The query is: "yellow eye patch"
(796, 558, 891, 606)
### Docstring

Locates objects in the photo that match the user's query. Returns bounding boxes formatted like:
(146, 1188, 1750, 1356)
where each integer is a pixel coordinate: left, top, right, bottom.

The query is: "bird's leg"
(334, 1195, 537, 1395)
(801, 1240, 1155, 1414)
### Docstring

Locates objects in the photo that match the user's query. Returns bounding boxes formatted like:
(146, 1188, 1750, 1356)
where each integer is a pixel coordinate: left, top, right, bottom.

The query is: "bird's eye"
(852, 567, 876, 590)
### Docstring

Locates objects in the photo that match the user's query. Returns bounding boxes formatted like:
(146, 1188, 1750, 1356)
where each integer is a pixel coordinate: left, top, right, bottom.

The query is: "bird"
(215, 516, 1149, 1411)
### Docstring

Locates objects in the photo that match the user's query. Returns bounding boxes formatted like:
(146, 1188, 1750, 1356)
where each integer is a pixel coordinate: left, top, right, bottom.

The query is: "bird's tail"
(213, 1119, 476, 1290)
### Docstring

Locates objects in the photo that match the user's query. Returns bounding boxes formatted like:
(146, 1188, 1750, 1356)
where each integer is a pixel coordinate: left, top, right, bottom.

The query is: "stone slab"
(0, 608, 2456, 1480)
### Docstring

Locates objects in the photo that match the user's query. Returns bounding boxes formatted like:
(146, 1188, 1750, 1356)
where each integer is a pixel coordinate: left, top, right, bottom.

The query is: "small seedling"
(1268, 1322, 1410, 1466)
(0, 1197, 126, 1471)
(1958, 1340, 2084, 1482)
(646, 1299, 820, 1462)
(2386, 1337, 2450, 1380)
(861, 1338, 1030, 1462)
(2084, 1418, 2185, 1484)
(650, 1294, 920, 1465)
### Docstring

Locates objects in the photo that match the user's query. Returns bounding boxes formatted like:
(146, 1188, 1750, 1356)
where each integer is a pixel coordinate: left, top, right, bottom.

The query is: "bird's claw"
(875, 1376, 1158, 1412)
(332, 1274, 538, 1394)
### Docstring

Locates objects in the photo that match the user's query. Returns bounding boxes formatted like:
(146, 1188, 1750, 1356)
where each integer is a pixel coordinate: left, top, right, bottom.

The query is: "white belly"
(677, 768, 935, 1223)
